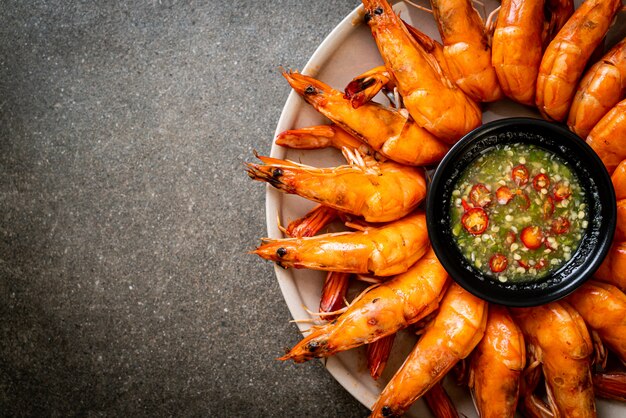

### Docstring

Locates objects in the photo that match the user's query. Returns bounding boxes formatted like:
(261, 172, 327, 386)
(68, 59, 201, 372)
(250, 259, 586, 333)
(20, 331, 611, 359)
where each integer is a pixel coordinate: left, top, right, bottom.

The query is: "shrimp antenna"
(485, 6, 500, 34)
(471, 0, 487, 21)
(404, 0, 433, 14)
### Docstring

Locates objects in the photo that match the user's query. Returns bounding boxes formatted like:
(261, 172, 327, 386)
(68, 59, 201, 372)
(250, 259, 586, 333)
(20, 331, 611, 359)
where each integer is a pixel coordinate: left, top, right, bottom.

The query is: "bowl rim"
(426, 117, 616, 307)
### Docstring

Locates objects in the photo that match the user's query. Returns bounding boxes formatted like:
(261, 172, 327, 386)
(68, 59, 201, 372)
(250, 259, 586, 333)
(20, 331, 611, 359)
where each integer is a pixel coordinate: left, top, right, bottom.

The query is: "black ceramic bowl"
(427, 117, 616, 307)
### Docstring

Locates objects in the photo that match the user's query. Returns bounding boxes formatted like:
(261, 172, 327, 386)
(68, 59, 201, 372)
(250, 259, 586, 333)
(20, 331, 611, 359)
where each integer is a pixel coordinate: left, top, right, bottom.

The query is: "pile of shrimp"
(247, 0, 626, 416)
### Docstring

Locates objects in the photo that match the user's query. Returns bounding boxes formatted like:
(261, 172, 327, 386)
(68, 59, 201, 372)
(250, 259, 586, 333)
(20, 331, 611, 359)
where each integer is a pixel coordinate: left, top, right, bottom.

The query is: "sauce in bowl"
(449, 143, 588, 283)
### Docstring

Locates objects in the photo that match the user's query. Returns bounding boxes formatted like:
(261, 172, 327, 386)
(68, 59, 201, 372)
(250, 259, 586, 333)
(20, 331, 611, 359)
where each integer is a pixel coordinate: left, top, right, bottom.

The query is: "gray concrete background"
(0, 0, 369, 416)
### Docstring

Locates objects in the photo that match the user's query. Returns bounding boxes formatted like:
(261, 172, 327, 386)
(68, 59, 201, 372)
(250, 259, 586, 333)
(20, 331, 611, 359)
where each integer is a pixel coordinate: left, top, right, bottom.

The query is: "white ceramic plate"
(267, 1, 624, 416)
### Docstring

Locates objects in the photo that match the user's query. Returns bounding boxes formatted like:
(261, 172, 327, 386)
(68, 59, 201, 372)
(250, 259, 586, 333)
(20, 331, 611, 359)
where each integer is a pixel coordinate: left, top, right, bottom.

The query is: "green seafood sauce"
(449, 143, 588, 283)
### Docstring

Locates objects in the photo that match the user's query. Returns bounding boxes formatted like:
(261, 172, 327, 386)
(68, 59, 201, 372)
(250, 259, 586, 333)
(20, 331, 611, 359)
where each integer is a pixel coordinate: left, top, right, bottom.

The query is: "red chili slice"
(544, 234, 557, 250)
(490, 254, 508, 273)
(533, 173, 550, 191)
(520, 226, 544, 250)
(496, 186, 514, 205)
(505, 232, 516, 246)
(543, 196, 555, 219)
(553, 182, 572, 201)
(517, 259, 530, 270)
(514, 191, 531, 210)
(552, 217, 571, 234)
(535, 259, 548, 269)
(461, 198, 472, 212)
(512, 164, 529, 186)
(461, 208, 489, 235)
(469, 183, 492, 207)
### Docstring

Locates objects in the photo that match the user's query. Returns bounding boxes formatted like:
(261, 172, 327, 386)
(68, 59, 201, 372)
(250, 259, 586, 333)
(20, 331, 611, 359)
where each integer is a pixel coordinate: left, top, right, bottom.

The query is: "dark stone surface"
(0, 0, 368, 416)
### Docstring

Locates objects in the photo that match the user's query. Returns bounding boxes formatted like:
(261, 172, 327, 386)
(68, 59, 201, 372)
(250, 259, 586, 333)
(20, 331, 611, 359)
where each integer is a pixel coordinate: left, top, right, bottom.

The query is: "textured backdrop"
(0, 1, 369, 416)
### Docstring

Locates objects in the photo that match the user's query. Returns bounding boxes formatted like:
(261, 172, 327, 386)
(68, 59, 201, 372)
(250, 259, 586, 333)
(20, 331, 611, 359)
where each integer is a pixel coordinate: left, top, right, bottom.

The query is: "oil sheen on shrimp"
(279, 248, 449, 362)
(595, 242, 626, 292)
(430, 0, 502, 103)
(361, 0, 482, 144)
(370, 283, 487, 418)
(611, 159, 626, 200)
(469, 306, 525, 418)
(536, 0, 622, 122)
(283, 71, 449, 166)
(586, 99, 626, 174)
(253, 211, 429, 277)
(512, 302, 596, 418)
(567, 280, 626, 363)
(492, 0, 545, 105)
(568, 38, 626, 138)
(246, 152, 426, 223)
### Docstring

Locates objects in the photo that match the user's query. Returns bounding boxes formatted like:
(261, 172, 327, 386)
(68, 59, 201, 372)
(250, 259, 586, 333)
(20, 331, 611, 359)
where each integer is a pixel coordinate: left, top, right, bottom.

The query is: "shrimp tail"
(319, 271, 351, 320)
(367, 334, 395, 380)
(593, 372, 626, 402)
(424, 382, 459, 418)
(344, 66, 392, 108)
(286, 205, 339, 238)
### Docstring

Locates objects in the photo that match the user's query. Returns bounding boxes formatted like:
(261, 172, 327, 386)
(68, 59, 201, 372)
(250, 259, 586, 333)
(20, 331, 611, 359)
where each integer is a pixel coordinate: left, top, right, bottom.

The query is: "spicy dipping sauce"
(449, 143, 588, 283)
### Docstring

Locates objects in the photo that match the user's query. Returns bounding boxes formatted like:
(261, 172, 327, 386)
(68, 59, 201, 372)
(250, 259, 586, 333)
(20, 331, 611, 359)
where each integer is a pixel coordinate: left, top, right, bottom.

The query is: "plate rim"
(264, 1, 624, 415)
(266, 2, 378, 411)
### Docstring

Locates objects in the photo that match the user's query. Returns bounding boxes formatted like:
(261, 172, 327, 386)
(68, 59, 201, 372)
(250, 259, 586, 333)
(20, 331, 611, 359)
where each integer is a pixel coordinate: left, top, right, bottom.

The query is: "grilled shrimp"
(370, 283, 487, 418)
(567, 280, 626, 363)
(492, 0, 545, 105)
(253, 211, 429, 276)
(344, 23, 451, 108)
(469, 306, 525, 418)
(279, 248, 449, 362)
(275, 124, 377, 157)
(246, 151, 426, 223)
(595, 242, 626, 291)
(283, 71, 449, 166)
(512, 302, 596, 418)
(430, 0, 502, 103)
(536, 0, 622, 122)
(586, 99, 626, 174)
(361, 0, 482, 143)
(568, 38, 626, 138)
